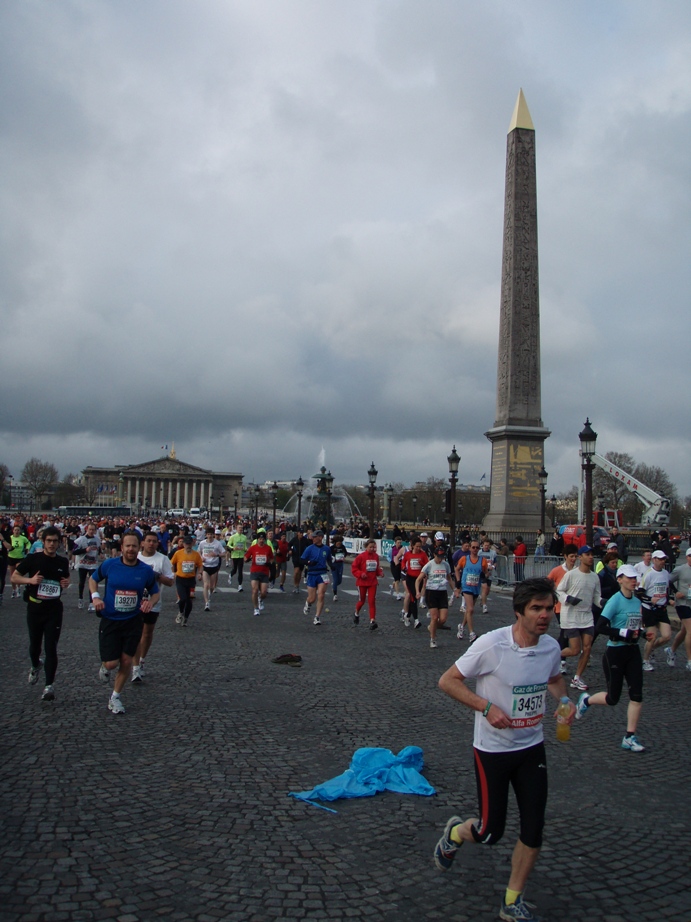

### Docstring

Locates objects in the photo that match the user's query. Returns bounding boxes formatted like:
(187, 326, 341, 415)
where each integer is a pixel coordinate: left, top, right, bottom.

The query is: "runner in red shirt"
(400, 538, 428, 629)
(244, 532, 275, 616)
(351, 539, 384, 631)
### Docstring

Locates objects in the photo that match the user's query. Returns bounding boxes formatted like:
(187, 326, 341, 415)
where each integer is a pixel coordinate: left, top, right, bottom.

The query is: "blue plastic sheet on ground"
(288, 746, 436, 813)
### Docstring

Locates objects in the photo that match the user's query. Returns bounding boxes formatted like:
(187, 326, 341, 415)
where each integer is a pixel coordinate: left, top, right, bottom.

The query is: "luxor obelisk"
(483, 90, 550, 531)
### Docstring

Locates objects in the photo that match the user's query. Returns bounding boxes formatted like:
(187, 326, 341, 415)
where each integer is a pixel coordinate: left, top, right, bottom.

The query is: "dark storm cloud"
(1, 0, 689, 495)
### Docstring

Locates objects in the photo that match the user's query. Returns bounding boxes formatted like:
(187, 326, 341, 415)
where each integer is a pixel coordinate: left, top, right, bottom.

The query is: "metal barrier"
(492, 555, 562, 587)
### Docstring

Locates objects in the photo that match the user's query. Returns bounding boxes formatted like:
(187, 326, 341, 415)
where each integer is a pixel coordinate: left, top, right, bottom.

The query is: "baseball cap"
(686, 548, 691, 557)
(434, 531, 444, 541)
(607, 542, 618, 549)
(434, 543, 447, 554)
(578, 545, 594, 555)
(616, 565, 638, 579)
(313, 530, 324, 537)
(257, 528, 267, 534)
(652, 550, 667, 559)
(182, 534, 193, 543)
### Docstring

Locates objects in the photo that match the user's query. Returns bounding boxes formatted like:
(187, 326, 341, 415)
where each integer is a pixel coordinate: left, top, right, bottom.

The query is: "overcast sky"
(1, 0, 689, 499)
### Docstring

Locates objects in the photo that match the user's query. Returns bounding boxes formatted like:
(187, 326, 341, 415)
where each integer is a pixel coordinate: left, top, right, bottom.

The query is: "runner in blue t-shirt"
(89, 531, 159, 715)
(574, 565, 645, 752)
(301, 531, 332, 625)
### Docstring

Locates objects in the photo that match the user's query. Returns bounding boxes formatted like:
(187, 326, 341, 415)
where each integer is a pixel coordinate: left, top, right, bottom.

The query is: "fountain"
(280, 449, 363, 523)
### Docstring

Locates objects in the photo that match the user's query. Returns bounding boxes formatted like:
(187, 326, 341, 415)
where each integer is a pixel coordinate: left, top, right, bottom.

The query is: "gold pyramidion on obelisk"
(483, 90, 550, 532)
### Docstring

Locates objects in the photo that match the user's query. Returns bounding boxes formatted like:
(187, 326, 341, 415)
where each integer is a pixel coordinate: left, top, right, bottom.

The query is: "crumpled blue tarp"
(288, 745, 436, 813)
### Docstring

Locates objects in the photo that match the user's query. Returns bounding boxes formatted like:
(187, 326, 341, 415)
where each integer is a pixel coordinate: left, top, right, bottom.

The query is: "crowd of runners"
(4, 509, 690, 920)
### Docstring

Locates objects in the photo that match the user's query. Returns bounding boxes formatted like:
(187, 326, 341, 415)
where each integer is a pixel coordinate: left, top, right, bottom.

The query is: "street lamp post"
(579, 418, 598, 547)
(271, 481, 278, 534)
(325, 470, 334, 530)
(295, 477, 304, 531)
(384, 484, 394, 525)
(398, 499, 403, 522)
(550, 494, 557, 528)
(596, 492, 606, 528)
(233, 490, 239, 522)
(412, 494, 417, 524)
(538, 466, 548, 536)
(367, 463, 377, 539)
(448, 445, 460, 550)
(254, 485, 261, 530)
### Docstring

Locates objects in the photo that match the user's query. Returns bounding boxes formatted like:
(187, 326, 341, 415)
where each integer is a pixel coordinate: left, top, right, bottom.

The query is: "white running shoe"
(404, 615, 411, 627)
(430, 639, 437, 649)
(99, 665, 110, 684)
(642, 661, 654, 672)
(175, 613, 183, 624)
(469, 631, 477, 643)
(414, 619, 421, 629)
(333, 594, 338, 602)
(482, 604, 488, 614)
(460, 604, 466, 614)
(420, 598, 427, 608)
(88, 604, 95, 613)
(139, 659, 146, 677)
(237, 585, 243, 592)
(258, 599, 264, 611)
(313, 615, 321, 626)
(665, 646, 675, 667)
(228, 574, 232, 586)
(108, 694, 125, 715)
(28, 666, 40, 685)
(131, 665, 143, 683)
(570, 675, 589, 690)
(457, 624, 464, 640)
(253, 608, 260, 616)
(204, 602, 210, 611)
(42, 685, 55, 701)
(303, 602, 310, 615)
(78, 599, 84, 610)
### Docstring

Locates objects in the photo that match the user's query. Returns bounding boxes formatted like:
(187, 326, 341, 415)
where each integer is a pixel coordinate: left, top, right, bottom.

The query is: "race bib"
(113, 534, 120, 541)
(322, 573, 330, 583)
(255, 554, 267, 566)
(409, 560, 421, 572)
(626, 614, 641, 631)
(334, 552, 345, 560)
(203, 547, 216, 557)
(465, 572, 480, 587)
(37, 579, 61, 600)
(686, 586, 691, 601)
(181, 560, 196, 574)
(510, 684, 546, 728)
(365, 560, 377, 572)
(114, 589, 138, 612)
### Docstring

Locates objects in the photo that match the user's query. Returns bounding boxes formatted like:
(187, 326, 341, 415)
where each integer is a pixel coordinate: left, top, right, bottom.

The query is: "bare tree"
(592, 451, 636, 509)
(0, 463, 10, 504)
(21, 458, 59, 505)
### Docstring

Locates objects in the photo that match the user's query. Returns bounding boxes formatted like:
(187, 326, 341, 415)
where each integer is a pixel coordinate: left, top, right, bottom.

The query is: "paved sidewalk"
(1, 572, 689, 921)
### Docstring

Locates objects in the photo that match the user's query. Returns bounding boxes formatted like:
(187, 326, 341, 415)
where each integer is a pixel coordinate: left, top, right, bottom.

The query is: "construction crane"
(578, 452, 671, 527)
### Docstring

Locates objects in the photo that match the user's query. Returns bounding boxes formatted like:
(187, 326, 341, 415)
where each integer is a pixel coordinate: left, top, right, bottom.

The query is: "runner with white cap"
(639, 550, 673, 671)
(667, 547, 691, 670)
(575, 564, 646, 751)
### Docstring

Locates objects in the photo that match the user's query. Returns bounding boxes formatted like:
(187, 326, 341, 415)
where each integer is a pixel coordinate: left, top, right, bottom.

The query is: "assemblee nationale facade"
(82, 448, 243, 512)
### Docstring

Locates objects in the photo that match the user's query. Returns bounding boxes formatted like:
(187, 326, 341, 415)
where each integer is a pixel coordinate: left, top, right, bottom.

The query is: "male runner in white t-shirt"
(131, 531, 175, 682)
(433, 578, 574, 922)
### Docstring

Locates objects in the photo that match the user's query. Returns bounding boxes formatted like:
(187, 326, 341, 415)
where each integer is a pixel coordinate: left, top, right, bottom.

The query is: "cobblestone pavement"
(1, 569, 690, 922)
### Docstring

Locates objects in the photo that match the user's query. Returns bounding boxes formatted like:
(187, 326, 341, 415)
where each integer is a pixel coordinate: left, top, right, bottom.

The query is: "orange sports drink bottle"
(556, 696, 571, 741)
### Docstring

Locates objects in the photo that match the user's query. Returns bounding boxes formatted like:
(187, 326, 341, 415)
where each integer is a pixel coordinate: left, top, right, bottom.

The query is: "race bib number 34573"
(510, 684, 546, 728)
